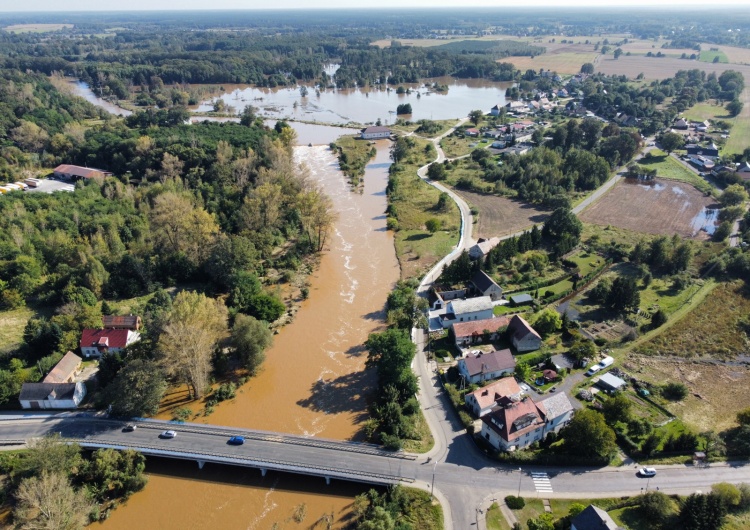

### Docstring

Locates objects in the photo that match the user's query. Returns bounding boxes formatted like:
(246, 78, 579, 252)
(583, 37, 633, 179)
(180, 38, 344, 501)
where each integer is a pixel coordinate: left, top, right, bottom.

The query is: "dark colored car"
(228, 436, 245, 445)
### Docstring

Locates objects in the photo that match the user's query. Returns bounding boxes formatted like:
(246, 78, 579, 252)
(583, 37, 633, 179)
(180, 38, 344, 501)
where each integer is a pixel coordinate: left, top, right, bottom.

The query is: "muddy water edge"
(98, 141, 399, 529)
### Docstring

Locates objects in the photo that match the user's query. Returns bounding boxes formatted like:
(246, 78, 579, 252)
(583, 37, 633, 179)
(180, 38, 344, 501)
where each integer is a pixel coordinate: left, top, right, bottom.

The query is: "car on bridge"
(638, 467, 657, 477)
(123, 424, 136, 432)
(227, 436, 245, 445)
(159, 430, 177, 439)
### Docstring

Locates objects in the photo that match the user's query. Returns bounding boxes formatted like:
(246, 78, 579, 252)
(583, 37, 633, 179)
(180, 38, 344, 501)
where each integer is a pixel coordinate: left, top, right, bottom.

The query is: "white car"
(585, 365, 601, 377)
(519, 383, 531, 392)
(159, 430, 177, 439)
(639, 467, 657, 477)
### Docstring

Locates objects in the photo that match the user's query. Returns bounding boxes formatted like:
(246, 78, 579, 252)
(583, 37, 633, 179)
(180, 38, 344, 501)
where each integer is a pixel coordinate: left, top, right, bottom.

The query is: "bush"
(381, 433, 404, 450)
(213, 382, 236, 402)
(661, 382, 688, 401)
(505, 495, 525, 509)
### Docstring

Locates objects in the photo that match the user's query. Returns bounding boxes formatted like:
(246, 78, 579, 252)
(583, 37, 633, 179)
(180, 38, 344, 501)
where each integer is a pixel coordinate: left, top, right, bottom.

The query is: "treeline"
(581, 69, 745, 135)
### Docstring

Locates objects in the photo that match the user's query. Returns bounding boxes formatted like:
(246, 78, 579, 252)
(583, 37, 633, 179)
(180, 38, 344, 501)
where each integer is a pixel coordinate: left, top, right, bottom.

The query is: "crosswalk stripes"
(531, 472, 553, 493)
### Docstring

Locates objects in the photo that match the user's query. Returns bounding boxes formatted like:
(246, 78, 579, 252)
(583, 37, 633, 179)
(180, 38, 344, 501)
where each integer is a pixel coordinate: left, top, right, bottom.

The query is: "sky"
(2, 0, 749, 11)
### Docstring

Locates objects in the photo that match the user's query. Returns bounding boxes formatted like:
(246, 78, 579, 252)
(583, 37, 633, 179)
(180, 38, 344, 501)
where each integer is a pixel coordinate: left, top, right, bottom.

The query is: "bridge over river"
(4, 412, 750, 530)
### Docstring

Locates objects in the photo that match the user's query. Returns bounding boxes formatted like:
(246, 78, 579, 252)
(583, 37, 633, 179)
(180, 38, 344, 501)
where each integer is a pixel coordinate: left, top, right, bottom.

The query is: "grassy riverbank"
(388, 137, 461, 279)
(330, 135, 377, 187)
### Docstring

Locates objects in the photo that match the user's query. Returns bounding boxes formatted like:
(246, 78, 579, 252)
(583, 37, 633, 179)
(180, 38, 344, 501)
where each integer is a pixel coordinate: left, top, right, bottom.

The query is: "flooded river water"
(99, 143, 400, 529)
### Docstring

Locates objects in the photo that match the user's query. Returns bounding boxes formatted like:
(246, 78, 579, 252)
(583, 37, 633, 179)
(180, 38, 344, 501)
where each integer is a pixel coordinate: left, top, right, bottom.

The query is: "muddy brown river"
(99, 142, 400, 529)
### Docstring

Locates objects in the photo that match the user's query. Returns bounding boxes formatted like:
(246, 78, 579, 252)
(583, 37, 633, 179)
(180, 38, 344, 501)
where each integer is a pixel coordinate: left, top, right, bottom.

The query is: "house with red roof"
(465, 377, 523, 417)
(452, 316, 510, 348)
(80, 328, 141, 358)
(480, 392, 574, 451)
(53, 164, 112, 181)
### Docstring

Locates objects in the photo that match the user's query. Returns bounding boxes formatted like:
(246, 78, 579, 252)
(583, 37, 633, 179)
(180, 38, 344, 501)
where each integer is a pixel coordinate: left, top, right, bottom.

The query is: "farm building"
(53, 164, 112, 180)
(361, 126, 391, 140)
(509, 294, 533, 307)
(471, 270, 503, 301)
(571, 505, 620, 530)
(469, 237, 501, 260)
(508, 315, 542, 352)
(42, 351, 82, 384)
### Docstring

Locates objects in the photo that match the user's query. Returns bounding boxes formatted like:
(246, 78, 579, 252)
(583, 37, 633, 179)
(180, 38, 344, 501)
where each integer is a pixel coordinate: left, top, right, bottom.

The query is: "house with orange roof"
(465, 377, 523, 417)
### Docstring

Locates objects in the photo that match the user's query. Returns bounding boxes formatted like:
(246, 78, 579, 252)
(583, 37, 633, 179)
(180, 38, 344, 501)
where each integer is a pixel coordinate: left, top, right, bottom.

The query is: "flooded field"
(579, 178, 719, 239)
(195, 77, 511, 125)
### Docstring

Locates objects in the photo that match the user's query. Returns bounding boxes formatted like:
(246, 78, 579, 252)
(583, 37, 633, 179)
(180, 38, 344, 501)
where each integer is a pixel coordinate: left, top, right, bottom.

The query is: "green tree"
(561, 409, 617, 460)
(527, 513, 554, 530)
(713, 221, 732, 242)
(581, 63, 595, 74)
(396, 103, 412, 115)
(425, 218, 441, 233)
(81, 448, 148, 502)
(568, 340, 596, 362)
(679, 493, 727, 530)
(639, 491, 677, 528)
(542, 207, 582, 257)
(602, 394, 632, 425)
(651, 309, 668, 329)
(366, 328, 416, 402)
(468, 109, 484, 126)
(614, 48, 623, 59)
(568, 503, 586, 517)
(641, 432, 662, 457)
(737, 407, 750, 426)
(606, 276, 640, 313)
(726, 99, 744, 117)
(515, 361, 532, 382)
(661, 382, 688, 401)
(720, 184, 748, 207)
(159, 291, 228, 398)
(427, 162, 447, 181)
(531, 308, 562, 337)
(105, 359, 167, 417)
(659, 132, 685, 154)
(18, 434, 83, 478)
(231, 314, 273, 375)
(712, 483, 741, 508)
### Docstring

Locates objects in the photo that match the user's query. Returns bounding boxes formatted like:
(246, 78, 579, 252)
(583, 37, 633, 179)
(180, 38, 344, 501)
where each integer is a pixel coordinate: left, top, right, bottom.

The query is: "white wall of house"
(457, 361, 512, 385)
(512, 334, 542, 352)
(480, 423, 544, 451)
(482, 284, 503, 301)
(443, 309, 495, 329)
(362, 130, 390, 139)
(19, 383, 86, 410)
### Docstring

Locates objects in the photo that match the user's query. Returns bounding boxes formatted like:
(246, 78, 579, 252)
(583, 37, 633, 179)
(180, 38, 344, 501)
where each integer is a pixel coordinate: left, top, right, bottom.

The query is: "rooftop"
(598, 372, 627, 390)
(466, 378, 522, 410)
(449, 296, 494, 314)
(452, 316, 510, 339)
(461, 349, 515, 377)
(42, 351, 81, 384)
(19, 382, 79, 402)
(509, 315, 541, 340)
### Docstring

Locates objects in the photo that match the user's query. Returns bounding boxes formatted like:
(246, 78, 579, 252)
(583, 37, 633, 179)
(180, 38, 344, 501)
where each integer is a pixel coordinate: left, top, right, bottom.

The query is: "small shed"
(509, 293, 533, 307)
(542, 369, 558, 382)
(597, 372, 626, 392)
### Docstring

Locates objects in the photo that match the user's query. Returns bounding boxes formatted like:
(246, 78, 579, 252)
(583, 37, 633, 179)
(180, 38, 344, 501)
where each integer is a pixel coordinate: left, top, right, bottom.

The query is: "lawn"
(389, 137, 461, 279)
(637, 150, 714, 195)
(724, 87, 750, 156)
(699, 50, 729, 63)
(0, 307, 36, 357)
(682, 101, 730, 123)
(491, 497, 640, 530)
(440, 135, 484, 159)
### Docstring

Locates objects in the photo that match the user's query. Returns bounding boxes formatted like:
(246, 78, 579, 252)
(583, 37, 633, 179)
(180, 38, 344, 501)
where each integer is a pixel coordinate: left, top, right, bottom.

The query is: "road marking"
(531, 472, 553, 493)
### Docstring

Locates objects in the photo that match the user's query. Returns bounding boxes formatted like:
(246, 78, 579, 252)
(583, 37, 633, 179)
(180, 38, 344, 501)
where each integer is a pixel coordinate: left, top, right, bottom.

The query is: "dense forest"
(0, 66, 335, 408)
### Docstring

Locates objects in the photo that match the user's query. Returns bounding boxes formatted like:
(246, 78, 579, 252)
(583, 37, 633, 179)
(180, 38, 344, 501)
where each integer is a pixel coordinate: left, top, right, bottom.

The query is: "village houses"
(457, 349, 516, 385)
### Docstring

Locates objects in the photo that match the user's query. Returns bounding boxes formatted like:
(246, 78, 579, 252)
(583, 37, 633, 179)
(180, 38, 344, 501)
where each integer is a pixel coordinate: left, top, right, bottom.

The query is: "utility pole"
(430, 460, 437, 500)
(517, 467, 523, 497)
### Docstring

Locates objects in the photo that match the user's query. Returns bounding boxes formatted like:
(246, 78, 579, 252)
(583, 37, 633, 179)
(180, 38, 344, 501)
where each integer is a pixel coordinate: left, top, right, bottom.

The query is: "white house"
(508, 315, 543, 352)
(480, 392, 574, 451)
(441, 296, 495, 329)
(19, 382, 86, 410)
(80, 328, 141, 359)
(361, 126, 392, 140)
(465, 377, 522, 417)
(490, 104, 503, 116)
(457, 349, 516, 384)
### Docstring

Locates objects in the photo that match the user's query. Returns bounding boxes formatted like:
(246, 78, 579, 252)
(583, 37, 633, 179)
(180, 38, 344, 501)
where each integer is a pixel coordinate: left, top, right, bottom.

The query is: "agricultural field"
(626, 355, 750, 433)
(638, 151, 715, 195)
(699, 49, 729, 63)
(578, 178, 717, 239)
(724, 87, 750, 156)
(453, 189, 549, 239)
(595, 55, 750, 82)
(503, 52, 597, 75)
(634, 281, 750, 360)
(3, 23, 73, 33)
